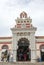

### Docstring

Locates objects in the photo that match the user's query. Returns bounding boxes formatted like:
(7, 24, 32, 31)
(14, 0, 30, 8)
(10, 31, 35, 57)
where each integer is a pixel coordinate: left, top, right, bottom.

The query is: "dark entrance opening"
(17, 38, 31, 61)
(41, 51, 44, 61)
(40, 45, 44, 61)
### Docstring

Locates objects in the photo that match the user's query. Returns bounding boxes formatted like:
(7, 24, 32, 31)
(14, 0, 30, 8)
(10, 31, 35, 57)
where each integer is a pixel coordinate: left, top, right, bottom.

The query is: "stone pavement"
(0, 62, 44, 65)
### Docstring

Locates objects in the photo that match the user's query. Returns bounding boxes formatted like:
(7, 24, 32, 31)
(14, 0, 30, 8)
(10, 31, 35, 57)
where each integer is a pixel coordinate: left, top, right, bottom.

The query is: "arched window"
(20, 11, 27, 18)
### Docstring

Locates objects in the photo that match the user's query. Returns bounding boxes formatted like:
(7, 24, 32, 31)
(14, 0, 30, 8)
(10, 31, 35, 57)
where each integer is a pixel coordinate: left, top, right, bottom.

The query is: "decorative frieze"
(17, 32, 30, 36)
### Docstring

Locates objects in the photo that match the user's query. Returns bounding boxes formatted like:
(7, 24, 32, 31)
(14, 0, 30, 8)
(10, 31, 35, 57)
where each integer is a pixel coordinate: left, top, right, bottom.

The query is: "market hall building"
(0, 11, 44, 62)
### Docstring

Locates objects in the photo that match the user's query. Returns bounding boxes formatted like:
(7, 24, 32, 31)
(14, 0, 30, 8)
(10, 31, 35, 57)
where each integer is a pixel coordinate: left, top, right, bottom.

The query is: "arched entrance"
(40, 45, 44, 61)
(17, 38, 31, 61)
(1, 45, 10, 62)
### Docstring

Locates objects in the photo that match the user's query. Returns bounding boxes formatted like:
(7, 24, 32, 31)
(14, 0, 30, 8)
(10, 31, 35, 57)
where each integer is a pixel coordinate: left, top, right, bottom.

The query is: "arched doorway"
(1, 45, 8, 57)
(2, 45, 8, 49)
(1, 45, 10, 62)
(40, 45, 44, 61)
(17, 38, 31, 61)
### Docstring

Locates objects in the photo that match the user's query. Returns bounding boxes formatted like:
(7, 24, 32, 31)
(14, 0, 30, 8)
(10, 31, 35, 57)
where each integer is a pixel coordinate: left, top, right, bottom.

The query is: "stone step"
(0, 62, 44, 65)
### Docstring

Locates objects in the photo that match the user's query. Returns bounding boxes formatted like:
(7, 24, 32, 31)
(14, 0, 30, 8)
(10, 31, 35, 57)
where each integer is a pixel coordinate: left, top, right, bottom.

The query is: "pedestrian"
(10, 54, 13, 62)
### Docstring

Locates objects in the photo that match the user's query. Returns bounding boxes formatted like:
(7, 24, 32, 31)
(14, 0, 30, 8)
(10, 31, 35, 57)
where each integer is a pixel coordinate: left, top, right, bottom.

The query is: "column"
(12, 33, 17, 62)
(30, 32, 37, 63)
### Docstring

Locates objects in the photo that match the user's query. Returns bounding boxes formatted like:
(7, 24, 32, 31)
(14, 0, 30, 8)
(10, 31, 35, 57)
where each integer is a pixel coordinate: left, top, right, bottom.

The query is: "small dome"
(20, 11, 27, 18)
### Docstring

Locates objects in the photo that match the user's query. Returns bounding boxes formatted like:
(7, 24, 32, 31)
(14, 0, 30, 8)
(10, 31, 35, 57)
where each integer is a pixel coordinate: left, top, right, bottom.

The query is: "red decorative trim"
(0, 42, 12, 44)
(17, 24, 21, 25)
(0, 37, 12, 39)
(26, 26, 30, 28)
(36, 36, 44, 38)
(17, 24, 21, 28)
(17, 26, 21, 28)
(26, 24, 30, 25)
(39, 44, 44, 50)
(0, 36, 44, 39)
(0, 49, 12, 51)
(36, 42, 44, 44)
(26, 24, 30, 28)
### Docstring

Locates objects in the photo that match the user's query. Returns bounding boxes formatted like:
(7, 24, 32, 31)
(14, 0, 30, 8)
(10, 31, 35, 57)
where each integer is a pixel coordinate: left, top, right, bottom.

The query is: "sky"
(0, 0, 44, 37)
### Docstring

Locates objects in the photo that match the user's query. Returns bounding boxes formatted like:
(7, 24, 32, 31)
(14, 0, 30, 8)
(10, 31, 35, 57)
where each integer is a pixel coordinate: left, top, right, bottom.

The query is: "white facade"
(11, 11, 37, 62)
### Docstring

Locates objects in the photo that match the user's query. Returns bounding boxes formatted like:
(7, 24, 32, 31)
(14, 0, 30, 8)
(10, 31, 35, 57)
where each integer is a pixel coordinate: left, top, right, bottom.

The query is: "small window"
(24, 21, 26, 23)
(18, 21, 20, 23)
(27, 21, 29, 22)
